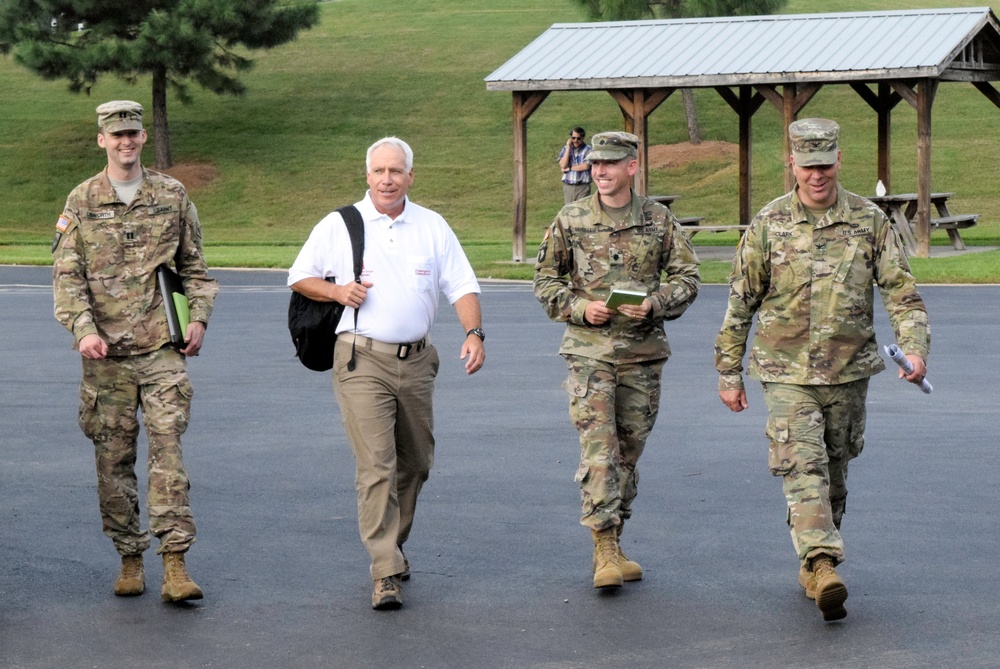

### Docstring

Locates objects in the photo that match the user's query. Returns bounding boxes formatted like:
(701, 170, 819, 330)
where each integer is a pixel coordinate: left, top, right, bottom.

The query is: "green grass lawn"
(2, 0, 998, 283)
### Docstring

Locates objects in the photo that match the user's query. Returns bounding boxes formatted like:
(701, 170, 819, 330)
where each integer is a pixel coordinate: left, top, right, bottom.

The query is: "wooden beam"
(608, 88, 676, 195)
(914, 79, 939, 258)
(973, 81, 1000, 109)
(511, 91, 549, 262)
(890, 80, 919, 110)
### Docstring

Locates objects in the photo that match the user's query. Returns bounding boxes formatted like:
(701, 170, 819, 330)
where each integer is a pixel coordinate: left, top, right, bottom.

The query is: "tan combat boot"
(113, 554, 145, 596)
(591, 528, 623, 589)
(616, 524, 643, 582)
(811, 555, 847, 621)
(161, 552, 204, 602)
(798, 563, 817, 600)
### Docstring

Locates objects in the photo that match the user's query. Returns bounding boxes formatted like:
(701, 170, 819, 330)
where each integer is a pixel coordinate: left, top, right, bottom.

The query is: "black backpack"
(288, 205, 365, 372)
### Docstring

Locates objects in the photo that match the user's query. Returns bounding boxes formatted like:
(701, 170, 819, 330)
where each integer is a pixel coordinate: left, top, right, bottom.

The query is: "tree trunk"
(682, 88, 701, 145)
(152, 66, 172, 169)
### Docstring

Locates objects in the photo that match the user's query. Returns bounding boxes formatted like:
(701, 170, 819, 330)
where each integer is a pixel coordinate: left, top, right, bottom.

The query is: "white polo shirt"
(288, 193, 481, 343)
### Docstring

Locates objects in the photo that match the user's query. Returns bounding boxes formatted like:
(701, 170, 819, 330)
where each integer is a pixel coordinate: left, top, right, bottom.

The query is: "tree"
(575, 0, 788, 144)
(0, 0, 319, 168)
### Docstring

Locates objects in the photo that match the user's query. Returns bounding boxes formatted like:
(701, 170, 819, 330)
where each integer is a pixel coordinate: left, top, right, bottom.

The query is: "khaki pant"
(761, 379, 868, 566)
(562, 182, 592, 204)
(333, 340, 439, 580)
(79, 347, 195, 555)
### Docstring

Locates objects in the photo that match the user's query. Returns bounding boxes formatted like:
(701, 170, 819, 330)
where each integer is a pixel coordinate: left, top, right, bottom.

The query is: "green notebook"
(604, 289, 647, 310)
(156, 264, 190, 347)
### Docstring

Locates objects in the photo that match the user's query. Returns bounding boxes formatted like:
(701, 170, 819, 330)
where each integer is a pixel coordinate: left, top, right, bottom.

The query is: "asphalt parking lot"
(2, 265, 998, 668)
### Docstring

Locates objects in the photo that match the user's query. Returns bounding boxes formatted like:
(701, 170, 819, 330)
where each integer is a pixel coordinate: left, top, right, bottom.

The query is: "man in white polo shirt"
(288, 136, 486, 610)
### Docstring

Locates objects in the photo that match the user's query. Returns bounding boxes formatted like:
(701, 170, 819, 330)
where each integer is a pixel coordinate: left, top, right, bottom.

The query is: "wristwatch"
(466, 327, 486, 341)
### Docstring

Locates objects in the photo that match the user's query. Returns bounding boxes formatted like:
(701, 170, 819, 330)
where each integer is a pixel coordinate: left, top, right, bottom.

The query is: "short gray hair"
(366, 137, 413, 172)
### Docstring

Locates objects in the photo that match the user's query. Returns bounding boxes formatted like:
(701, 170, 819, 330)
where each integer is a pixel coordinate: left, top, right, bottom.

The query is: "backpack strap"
(336, 205, 366, 371)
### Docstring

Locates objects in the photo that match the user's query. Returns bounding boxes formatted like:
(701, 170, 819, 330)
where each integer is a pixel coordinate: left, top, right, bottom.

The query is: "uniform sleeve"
(175, 198, 219, 325)
(533, 216, 589, 325)
(649, 221, 699, 321)
(52, 206, 99, 345)
(874, 216, 930, 360)
(714, 219, 769, 391)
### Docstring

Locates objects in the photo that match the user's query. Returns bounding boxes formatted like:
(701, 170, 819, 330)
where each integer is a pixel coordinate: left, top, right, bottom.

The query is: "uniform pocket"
(77, 383, 101, 439)
(766, 415, 793, 476)
(562, 371, 588, 398)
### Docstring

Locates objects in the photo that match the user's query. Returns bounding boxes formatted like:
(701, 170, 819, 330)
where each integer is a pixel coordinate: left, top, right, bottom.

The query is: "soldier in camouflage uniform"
(534, 131, 700, 590)
(715, 118, 930, 621)
(52, 101, 218, 602)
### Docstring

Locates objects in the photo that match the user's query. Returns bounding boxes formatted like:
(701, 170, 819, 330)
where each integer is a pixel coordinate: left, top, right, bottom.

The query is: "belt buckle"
(396, 343, 411, 360)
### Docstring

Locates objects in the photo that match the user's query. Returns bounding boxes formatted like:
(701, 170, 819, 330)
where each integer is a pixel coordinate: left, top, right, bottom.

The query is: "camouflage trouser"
(761, 379, 868, 567)
(563, 354, 665, 532)
(78, 347, 195, 556)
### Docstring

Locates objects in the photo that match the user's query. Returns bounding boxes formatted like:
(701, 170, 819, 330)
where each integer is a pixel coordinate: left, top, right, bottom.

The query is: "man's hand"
(338, 280, 373, 309)
(461, 335, 485, 375)
(614, 298, 651, 321)
(78, 334, 108, 360)
(900, 353, 927, 385)
(180, 321, 207, 357)
(584, 300, 615, 326)
(719, 388, 748, 413)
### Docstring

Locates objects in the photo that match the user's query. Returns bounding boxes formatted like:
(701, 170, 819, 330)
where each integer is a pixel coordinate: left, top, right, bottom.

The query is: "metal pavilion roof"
(485, 7, 1000, 90)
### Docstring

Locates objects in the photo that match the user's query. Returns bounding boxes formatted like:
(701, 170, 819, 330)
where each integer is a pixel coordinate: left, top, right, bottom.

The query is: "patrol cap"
(96, 100, 143, 133)
(789, 118, 839, 166)
(588, 131, 639, 162)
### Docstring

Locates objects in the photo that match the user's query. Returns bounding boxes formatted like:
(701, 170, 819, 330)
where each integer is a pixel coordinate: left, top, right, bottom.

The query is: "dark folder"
(156, 264, 191, 347)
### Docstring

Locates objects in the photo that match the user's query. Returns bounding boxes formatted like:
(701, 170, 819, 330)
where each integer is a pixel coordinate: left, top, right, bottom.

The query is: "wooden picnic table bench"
(649, 196, 747, 237)
(868, 192, 978, 253)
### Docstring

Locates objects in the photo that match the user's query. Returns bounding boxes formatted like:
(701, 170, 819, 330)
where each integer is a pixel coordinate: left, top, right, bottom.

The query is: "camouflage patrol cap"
(96, 100, 143, 133)
(588, 131, 639, 162)
(789, 118, 839, 166)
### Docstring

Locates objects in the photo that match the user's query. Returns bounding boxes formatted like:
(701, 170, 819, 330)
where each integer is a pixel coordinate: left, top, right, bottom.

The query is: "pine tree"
(0, 0, 319, 168)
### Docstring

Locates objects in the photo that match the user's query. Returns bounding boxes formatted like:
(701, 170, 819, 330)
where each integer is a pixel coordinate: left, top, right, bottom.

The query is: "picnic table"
(648, 195, 747, 237)
(868, 192, 978, 254)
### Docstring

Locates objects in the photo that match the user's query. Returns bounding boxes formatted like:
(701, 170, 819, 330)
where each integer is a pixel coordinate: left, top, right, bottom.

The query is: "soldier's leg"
(136, 348, 195, 553)
(823, 379, 869, 530)
(564, 355, 621, 531)
(614, 359, 664, 521)
(761, 382, 844, 566)
(80, 357, 150, 555)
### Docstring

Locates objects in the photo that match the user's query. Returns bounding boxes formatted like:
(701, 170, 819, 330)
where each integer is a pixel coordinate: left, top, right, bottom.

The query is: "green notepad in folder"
(156, 264, 190, 347)
(604, 289, 647, 310)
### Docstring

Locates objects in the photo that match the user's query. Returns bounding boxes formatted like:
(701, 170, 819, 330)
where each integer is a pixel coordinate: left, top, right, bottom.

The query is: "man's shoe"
(161, 552, 204, 602)
(113, 554, 145, 597)
(811, 555, 848, 621)
(372, 575, 403, 610)
(591, 528, 623, 589)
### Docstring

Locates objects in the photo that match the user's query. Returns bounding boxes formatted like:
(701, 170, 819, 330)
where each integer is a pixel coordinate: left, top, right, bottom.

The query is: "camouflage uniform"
(535, 190, 700, 531)
(715, 181, 929, 566)
(53, 166, 218, 556)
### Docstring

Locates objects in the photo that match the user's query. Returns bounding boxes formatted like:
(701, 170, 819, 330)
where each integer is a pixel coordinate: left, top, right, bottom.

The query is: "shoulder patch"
(56, 214, 71, 232)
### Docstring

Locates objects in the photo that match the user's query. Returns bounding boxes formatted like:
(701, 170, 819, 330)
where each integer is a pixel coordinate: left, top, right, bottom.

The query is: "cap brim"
(793, 149, 838, 167)
(103, 121, 143, 133)
(588, 150, 633, 163)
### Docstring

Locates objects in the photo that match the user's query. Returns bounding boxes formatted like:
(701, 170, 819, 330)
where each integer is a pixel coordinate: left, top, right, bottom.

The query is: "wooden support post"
(915, 79, 938, 258)
(511, 91, 548, 262)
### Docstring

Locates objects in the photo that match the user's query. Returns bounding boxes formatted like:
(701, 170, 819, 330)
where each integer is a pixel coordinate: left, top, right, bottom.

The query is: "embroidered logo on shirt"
(150, 205, 174, 215)
(56, 214, 71, 232)
(85, 210, 116, 220)
(839, 226, 872, 236)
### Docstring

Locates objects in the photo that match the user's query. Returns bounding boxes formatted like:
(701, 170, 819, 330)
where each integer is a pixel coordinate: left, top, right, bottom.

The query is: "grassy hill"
(1, 0, 998, 282)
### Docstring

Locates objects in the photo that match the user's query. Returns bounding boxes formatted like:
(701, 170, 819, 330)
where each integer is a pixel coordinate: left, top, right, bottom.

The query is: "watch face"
(469, 328, 485, 341)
